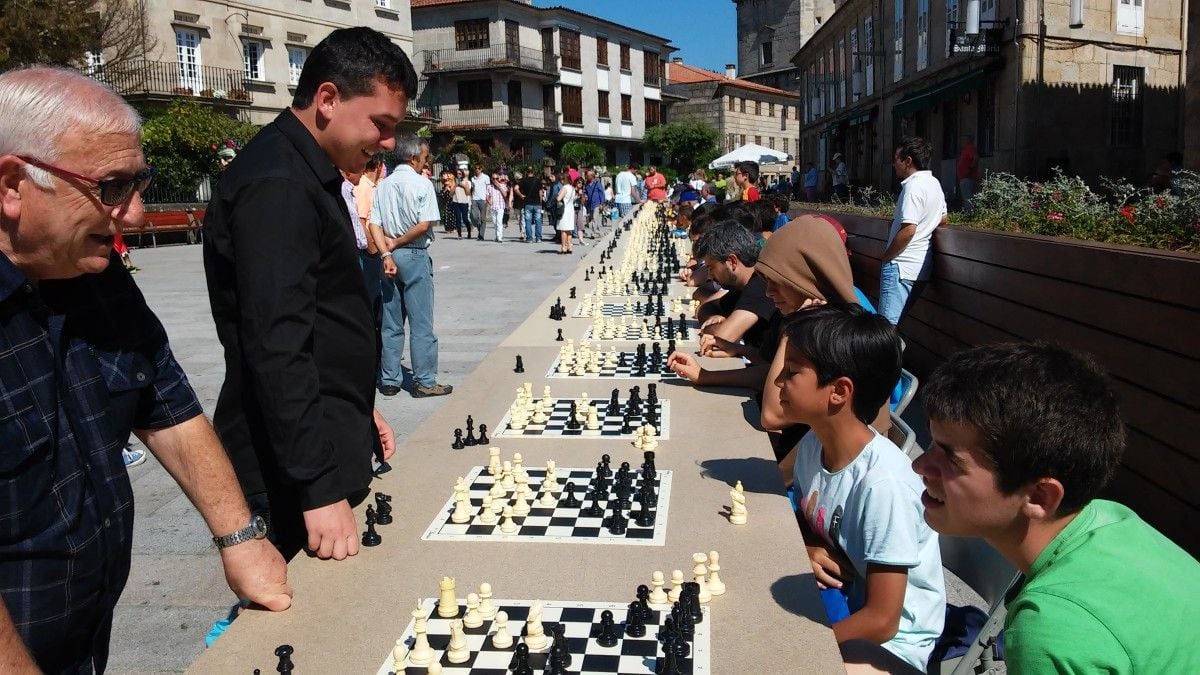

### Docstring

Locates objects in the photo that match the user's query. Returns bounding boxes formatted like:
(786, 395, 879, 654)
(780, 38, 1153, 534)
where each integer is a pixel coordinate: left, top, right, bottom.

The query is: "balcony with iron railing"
(431, 105, 559, 132)
(85, 59, 253, 105)
(422, 44, 558, 80)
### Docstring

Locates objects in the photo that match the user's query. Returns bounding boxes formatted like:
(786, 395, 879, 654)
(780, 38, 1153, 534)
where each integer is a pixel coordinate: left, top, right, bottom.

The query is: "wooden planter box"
(807, 210, 1200, 555)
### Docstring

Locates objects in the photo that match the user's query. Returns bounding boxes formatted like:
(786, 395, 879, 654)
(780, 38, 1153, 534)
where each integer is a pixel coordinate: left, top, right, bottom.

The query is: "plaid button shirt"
(0, 252, 201, 673)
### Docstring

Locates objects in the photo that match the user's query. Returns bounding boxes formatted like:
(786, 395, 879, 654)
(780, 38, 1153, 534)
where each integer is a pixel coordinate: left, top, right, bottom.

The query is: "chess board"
(547, 353, 679, 380)
(574, 301, 672, 318)
(583, 323, 692, 342)
(422, 465, 672, 545)
(376, 597, 711, 675)
(493, 397, 670, 440)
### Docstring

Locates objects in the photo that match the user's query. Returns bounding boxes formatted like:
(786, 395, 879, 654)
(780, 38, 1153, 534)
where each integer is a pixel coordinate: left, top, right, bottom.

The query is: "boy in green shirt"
(914, 342, 1200, 674)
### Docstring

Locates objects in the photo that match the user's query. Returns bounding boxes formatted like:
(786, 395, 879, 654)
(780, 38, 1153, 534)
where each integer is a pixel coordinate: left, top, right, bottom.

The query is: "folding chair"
(886, 411, 919, 459)
(931, 534, 1021, 675)
(890, 368, 919, 415)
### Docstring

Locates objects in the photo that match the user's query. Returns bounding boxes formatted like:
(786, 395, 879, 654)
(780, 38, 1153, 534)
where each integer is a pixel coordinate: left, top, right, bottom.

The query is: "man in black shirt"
(204, 28, 415, 561)
(514, 166, 542, 243)
(693, 221, 778, 355)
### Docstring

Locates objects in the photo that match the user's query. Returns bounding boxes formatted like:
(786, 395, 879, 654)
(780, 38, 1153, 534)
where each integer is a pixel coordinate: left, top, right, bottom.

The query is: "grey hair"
(394, 134, 427, 162)
(0, 67, 141, 189)
(702, 182, 716, 195)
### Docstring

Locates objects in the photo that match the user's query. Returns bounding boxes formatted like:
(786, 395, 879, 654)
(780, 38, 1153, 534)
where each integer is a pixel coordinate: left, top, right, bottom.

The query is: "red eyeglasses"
(19, 156, 156, 206)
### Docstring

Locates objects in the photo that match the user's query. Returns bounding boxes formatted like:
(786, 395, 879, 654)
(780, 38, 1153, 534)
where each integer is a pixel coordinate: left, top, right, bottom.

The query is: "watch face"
(251, 515, 268, 538)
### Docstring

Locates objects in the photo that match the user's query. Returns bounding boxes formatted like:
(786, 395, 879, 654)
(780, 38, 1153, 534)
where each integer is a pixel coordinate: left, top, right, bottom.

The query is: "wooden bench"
(126, 209, 204, 248)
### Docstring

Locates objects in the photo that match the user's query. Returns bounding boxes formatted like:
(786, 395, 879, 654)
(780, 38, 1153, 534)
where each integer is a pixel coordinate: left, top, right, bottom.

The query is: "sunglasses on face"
(19, 156, 156, 206)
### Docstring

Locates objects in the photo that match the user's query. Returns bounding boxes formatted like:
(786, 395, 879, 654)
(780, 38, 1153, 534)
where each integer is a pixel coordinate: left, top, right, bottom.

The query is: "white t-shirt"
(470, 173, 490, 201)
(888, 170, 946, 281)
(614, 170, 636, 205)
(793, 430, 945, 670)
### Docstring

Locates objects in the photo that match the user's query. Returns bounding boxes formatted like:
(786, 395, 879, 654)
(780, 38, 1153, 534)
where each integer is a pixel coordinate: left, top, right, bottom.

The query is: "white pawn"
(491, 610, 513, 648)
(501, 461, 515, 491)
(410, 605, 435, 666)
(668, 569, 685, 603)
(391, 638, 408, 672)
(478, 496, 498, 525)
(538, 486, 557, 507)
(586, 405, 600, 430)
(488, 446, 502, 475)
(641, 425, 658, 451)
(649, 570, 669, 605)
(500, 506, 518, 534)
(478, 582, 497, 620)
(707, 551, 727, 596)
(450, 494, 471, 524)
(463, 592, 484, 628)
(513, 452, 524, 476)
(490, 492, 505, 514)
(692, 552, 713, 603)
(437, 577, 458, 618)
(512, 491, 531, 516)
(525, 601, 548, 650)
(446, 619, 469, 664)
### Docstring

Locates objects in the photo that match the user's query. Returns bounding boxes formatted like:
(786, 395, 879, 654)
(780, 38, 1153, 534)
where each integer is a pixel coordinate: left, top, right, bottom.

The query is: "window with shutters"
(621, 94, 632, 122)
(562, 85, 583, 124)
(455, 19, 490, 51)
(893, 0, 904, 82)
(457, 79, 492, 110)
(598, 90, 611, 120)
(560, 29, 580, 70)
(1109, 66, 1143, 147)
(596, 36, 608, 66)
(645, 100, 661, 126)
(619, 43, 630, 70)
(242, 39, 265, 81)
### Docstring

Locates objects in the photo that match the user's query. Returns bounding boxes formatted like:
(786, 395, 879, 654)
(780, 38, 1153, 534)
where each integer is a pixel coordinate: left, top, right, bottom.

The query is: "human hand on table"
(699, 334, 743, 359)
(220, 538, 293, 611)
(303, 499, 359, 560)
(374, 408, 396, 460)
(666, 351, 703, 383)
(700, 315, 725, 331)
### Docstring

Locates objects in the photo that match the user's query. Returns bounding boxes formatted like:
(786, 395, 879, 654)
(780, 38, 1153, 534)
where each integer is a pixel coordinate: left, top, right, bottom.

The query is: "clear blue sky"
(532, 0, 738, 74)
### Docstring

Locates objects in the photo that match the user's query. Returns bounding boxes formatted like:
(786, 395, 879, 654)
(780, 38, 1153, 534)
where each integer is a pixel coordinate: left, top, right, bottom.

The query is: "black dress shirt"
(0, 251, 201, 672)
(203, 109, 379, 511)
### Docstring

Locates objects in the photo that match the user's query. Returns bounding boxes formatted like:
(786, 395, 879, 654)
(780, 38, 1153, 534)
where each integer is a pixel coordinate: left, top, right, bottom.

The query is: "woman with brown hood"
(668, 215, 884, 476)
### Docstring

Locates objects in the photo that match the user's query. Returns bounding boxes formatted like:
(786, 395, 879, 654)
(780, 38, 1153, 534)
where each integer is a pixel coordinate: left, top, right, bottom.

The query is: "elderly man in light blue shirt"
(368, 135, 452, 399)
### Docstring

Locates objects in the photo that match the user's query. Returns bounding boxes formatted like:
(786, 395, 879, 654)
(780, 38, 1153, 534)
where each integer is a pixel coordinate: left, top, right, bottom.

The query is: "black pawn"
(581, 491, 604, 518)
(514, 354, 525, 373)
(606, 503, 628, 535)
(451, 428, 464, 449)
(569, 286, 577, 299)
(584, 269, 590, 281)
(596, 610, 619, 647)
(477, 424, 489, 444)
(510, 643, 533, 675)
(636, 585, 653, 619)
(275, 644, 295, 673)
(566, 401, 581, 430)
(551, 624, 572, 668)
(625, 601, 646, 637)
(601, 453, 613, 477)
(634, 501, 654, 527)
(555, 328, 564, 342)
(562, 482, 581, 508)
(361, 511, 381, 547)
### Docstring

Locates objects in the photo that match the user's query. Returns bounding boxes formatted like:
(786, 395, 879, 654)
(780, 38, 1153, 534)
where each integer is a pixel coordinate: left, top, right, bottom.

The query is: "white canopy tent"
(708, 143, 793, 170)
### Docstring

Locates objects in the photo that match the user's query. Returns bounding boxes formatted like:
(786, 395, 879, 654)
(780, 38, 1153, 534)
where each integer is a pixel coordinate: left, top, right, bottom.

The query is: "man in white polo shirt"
(880, 137, 946, 325)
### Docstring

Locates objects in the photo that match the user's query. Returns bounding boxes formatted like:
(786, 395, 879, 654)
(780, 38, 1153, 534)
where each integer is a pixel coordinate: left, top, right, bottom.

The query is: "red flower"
(1052, 192, 1063, 201)
(1047, 212, 1064, 221)
(1120, 205, 1136, 224)
(1155, 198, 1166, 209)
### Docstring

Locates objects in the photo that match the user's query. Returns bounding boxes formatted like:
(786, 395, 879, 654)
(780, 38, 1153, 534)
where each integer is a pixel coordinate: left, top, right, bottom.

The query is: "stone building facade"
(733, 0, 838, 92)
(791, 0, 1186, 197)
(125, 0, 414, 125)
(411, 0, 673, 166)
(664, 59, 802, 177)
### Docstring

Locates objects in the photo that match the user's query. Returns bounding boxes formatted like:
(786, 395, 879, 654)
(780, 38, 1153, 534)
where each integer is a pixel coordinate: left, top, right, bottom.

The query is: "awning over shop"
(821, 106, 877, 136)
(892, 67, 996, 117)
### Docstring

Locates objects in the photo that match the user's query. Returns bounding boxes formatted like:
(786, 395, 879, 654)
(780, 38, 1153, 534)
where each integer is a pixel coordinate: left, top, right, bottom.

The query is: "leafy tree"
(641, 120, 720, 173)
(140, 100, 259, 198)
(435, 134, 486, 172)
(559, 141, 605, 169)
(0, 0, 155, 72)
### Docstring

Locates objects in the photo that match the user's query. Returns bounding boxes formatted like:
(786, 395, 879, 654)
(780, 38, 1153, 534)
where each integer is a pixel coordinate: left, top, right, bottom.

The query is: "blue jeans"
(380, 248, 439, 388)
(523, 204, 542, 242)
(616, 203, 632, 218)
(878, 261, 913, 326)
(452, 203, 470, 236)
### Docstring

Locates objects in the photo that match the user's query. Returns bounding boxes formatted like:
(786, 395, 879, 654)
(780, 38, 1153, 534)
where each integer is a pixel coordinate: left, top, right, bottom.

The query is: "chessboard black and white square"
(573, 301, 669, 318)
(423, 465, 672, 545)
(493, 398, 670, 440)
(546, 353, 679, 380)
(376, 598, 711, 675)
(582, 323, 692, 342)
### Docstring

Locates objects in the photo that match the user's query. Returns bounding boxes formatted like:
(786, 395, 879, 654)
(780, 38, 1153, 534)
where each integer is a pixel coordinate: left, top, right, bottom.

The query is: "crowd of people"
(1, 23, 1197, 675)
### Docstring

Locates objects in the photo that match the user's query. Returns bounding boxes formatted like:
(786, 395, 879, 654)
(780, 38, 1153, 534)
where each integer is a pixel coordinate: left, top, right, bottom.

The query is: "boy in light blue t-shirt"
(775, 305, 945, 671)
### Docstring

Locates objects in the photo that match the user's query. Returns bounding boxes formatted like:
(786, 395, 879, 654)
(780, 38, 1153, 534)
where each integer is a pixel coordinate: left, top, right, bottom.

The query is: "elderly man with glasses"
(0, 67, 292, 673)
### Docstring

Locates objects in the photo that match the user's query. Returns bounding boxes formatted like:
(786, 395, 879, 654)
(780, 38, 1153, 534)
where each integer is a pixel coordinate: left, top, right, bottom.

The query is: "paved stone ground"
(109, 232, 585, 674)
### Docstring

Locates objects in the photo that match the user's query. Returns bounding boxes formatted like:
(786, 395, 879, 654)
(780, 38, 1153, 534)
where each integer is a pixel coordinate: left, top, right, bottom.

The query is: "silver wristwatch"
(212, 514, 269, 549)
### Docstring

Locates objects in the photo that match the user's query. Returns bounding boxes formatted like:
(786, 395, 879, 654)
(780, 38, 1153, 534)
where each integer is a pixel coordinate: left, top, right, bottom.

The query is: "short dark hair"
(706, 201, 758, 234)
(689, 212, 714, 239)
(751, 200, 777, 233)
(735, 161, 759, 184)
(694, 219, 760, 265)
(783, 304, 902, 424)
(366, 156, 382, 171)
(895, 136, 932, 171)
(293, 27, 418, 109)
(922, 342, 1125, 515)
